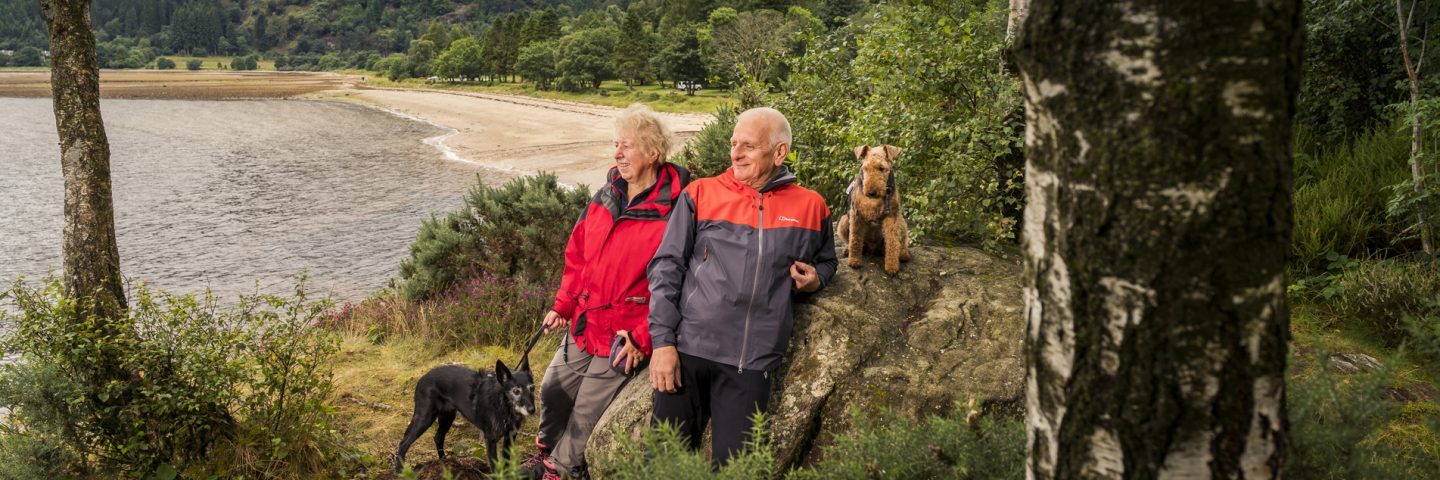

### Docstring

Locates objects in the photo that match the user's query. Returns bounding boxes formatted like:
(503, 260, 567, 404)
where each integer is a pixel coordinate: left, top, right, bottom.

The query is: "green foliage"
(433, 36, 484, 81)
(651, 22, 707, 92)
(154, 57, 175, 69)
(1329, 259, 1440, 340)
(612, 12, 656, 89)
(229, 55, 258, 71)
(582, 406, 1023, 480)
(375, 53, 409, 81)
(791, 407, 1025, 480)
(394, 173, 589, 301)
(13, 45, 42, 66)
(779, 0, 1023, 246)
(1293, 126, 1413, 270)
(557, 27, 618, 91)
(1294, 256, 1440, 365)
(0, 278, 350, 478)
(1299, 0, 1411, 143)
(587, 413, 772, 479)
(185, 58, 202, 70)
(519, 9, 562, 47)
(677, 105, 738, 179)
(708, 9, 790, 87)
(1288, 357, 1440, 478)
(327, 271, 554, 351)
(517, 39, 560, 90)
(407, 39, 438, 78)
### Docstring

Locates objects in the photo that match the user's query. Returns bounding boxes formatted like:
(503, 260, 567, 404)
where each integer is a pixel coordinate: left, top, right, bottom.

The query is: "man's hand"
(649, 346, 682, 393)
(791, 261, 820, 293)
(542, 310, 568, 334)
(610, 330, 645, 374)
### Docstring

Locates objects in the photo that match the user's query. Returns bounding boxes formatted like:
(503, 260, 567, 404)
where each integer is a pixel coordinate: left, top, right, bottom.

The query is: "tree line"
(0, 0, 866, 92)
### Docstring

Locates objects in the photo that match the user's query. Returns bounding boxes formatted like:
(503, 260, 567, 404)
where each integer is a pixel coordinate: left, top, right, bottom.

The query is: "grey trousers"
(537, 334, 631, 473)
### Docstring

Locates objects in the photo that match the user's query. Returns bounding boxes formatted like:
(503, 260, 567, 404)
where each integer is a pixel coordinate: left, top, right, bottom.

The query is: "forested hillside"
(0, 2, 848, 59)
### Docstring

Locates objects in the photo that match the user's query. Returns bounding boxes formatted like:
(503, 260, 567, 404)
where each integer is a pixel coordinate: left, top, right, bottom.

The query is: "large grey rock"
(587, 245, 1024, 470)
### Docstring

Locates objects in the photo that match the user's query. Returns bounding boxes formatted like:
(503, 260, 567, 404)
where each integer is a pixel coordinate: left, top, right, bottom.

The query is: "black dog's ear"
(853, 144, 870, 160)
(495, 359, 512, 382)
(882, 144, 902, 162)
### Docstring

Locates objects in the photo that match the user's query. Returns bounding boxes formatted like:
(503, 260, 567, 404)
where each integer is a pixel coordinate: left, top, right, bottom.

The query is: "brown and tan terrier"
(837, 144, 910, 274)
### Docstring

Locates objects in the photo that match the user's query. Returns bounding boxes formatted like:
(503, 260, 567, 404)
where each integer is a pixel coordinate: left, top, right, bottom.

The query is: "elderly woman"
(524, 104, 688, 479)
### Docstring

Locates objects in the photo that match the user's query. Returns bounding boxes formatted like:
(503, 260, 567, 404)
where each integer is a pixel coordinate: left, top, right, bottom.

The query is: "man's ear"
(774, 142, 789, 166)
(854, 144, 870, 159)
(883, 144, 902, 161)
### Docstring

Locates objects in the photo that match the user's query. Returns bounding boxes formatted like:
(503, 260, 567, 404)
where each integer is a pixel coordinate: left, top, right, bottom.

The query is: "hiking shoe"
(520, 449, 549, 470)
(521, 456, 562, 480)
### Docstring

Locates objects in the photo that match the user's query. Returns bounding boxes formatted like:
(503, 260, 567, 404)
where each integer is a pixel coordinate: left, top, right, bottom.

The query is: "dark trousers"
(651, 352, 771, 468)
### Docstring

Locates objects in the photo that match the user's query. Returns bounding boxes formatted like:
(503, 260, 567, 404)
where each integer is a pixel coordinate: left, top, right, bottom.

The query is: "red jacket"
(553, 163, 689, 357)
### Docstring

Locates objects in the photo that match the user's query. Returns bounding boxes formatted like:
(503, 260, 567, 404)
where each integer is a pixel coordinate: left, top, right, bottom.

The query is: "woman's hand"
(610, 330, 645, 375)
(542, 310, 568, 335)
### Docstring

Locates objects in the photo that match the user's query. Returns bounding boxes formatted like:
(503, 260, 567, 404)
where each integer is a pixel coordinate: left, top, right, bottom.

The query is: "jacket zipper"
(739, 193, 764, 373)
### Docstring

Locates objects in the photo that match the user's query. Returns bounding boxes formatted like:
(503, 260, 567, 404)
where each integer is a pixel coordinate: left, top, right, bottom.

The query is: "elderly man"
(646, 107, 838, 466)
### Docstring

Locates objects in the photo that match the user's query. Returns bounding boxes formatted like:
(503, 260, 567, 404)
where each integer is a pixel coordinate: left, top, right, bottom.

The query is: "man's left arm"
(812, 212, 839, 290)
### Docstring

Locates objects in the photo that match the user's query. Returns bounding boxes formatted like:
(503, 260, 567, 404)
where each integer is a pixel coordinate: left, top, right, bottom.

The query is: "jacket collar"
(599, 163, 689, 220)
(719, 166, 796, 194)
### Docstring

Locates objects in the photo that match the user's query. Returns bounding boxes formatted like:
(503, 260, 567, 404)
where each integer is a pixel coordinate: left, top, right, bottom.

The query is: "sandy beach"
(0, 70, 714, 188)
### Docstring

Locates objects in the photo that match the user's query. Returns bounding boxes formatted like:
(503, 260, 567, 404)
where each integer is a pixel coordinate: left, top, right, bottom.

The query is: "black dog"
(394, 359, 536, 471)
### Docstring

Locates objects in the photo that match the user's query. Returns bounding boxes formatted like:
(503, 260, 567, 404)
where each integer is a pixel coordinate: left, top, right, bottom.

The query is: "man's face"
(730, 116, 784, 189)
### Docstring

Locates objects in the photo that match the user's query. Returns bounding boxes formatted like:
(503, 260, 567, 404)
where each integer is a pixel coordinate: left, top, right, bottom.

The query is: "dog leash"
(517, 325, 546, 372)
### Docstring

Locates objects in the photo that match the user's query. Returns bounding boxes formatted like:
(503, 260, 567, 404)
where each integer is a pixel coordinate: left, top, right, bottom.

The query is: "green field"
(152, 55, 277, 71)
(358, 73, 733, 114)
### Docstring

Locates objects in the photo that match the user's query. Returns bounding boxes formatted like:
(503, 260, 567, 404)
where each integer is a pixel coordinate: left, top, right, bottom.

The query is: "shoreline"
(0, 70, 714, 189)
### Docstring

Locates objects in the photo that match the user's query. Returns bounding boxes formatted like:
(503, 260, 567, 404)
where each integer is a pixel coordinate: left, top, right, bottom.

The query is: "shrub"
(1288, 356, 1440, 478)
(777, 0, 1023, 247)
(676, 105, 737, 179)
(185, 59, 203, 70)
(1327, 258, 1440, 341)
(576, 405, 1024, 479)
(155, 57, 175, 70)
(394, 173, 589, 301)
(585, 414, 773, 479)
(789, 407, 1025, 479)
(0, 278, 351, 478)
(1292, 126, 1412, 270)
(326, 272, 554, 351)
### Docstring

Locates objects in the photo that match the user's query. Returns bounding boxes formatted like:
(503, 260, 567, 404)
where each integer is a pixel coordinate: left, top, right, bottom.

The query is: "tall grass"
(1293, 126, 1413, 271)
(326, 272, 553, 351)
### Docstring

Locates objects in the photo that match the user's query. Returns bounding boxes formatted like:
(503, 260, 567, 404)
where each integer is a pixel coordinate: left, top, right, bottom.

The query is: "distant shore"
(0, 70, 351, 100)
(0, 70, 712, 189)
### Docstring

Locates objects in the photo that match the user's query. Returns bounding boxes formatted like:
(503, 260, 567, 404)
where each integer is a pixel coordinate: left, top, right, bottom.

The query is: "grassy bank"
(354, 73, 732, 114)
(329, 333, 557, 469)
(321, 290, 1440, 478)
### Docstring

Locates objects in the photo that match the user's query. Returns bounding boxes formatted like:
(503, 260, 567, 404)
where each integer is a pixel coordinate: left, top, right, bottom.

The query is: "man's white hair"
(738, 107, 792, 148)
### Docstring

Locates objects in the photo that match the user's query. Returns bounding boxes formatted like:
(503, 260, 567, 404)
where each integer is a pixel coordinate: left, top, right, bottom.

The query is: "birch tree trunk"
(40, 0, 127, 320)
(1014, 1, 1299, 478)
(1396, 0, 1436, 257)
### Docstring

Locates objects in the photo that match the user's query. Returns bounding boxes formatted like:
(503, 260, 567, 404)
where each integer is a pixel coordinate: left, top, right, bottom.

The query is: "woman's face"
(613, 132, 659, 182)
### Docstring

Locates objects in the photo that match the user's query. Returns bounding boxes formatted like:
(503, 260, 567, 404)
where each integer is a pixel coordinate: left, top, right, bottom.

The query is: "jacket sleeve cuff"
(552, 296, 577, 320)
(649, 326, 676, 350)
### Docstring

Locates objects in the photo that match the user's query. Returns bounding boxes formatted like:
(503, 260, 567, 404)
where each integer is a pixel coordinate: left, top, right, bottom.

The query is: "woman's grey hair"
(738, 107, 792, 148)
(615, 103, 674, 162)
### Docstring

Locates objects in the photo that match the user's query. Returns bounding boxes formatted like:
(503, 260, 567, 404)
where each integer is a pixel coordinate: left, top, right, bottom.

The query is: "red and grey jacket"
(553, 163, 690, 357)
(647, 166, 838, 372)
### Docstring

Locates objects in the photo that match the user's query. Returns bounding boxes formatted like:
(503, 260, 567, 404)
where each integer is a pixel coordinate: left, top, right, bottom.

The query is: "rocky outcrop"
(587, 245, 1025, 469)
